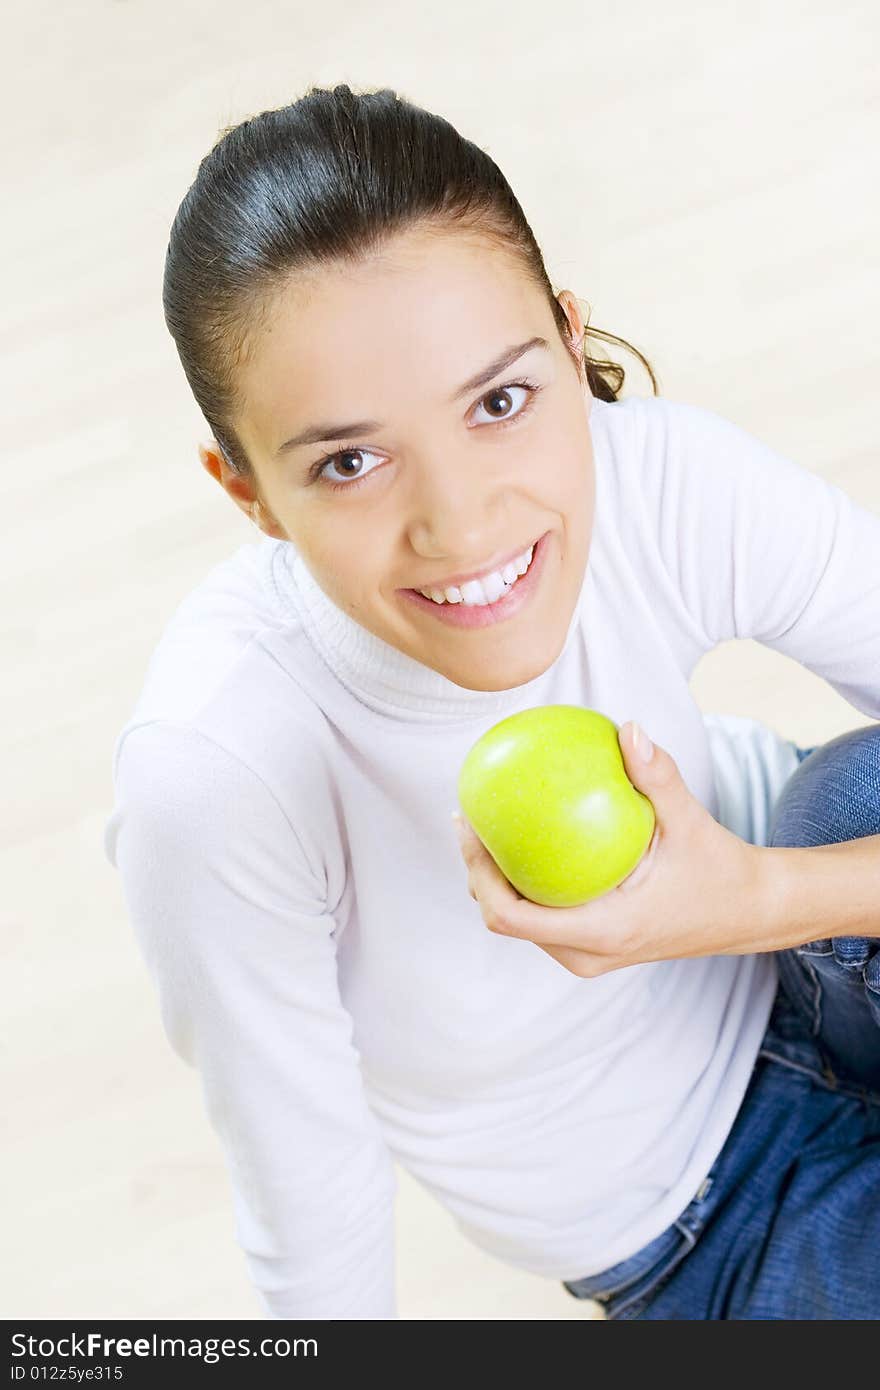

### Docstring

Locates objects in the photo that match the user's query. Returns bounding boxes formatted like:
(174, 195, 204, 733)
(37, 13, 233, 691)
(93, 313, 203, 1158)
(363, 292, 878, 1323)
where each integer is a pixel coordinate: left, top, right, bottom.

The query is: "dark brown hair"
(163, 83, 659, 481)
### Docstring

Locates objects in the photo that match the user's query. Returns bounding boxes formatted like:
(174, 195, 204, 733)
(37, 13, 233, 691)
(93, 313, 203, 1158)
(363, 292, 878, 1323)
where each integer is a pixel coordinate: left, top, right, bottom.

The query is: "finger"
(617, 721, 702, 833)
(455, 815, 624, 949)
(537, 942, 615, 978)
(614, 823, 660, 894)
(453, 815, 526, 914)
(479, 867, 619, 951)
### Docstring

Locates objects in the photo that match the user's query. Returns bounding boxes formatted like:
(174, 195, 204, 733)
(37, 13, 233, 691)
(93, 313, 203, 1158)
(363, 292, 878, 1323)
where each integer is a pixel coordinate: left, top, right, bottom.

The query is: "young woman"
(105, 84, 880, 1320)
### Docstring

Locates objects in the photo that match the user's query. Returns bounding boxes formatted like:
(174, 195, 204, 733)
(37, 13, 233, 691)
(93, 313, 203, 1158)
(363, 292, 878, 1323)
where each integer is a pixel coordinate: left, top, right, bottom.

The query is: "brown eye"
(472, 380, 537, 427)
(310, 445, 385, 489)
(334, 450, 366, 478)
(484, 387, 517, 417)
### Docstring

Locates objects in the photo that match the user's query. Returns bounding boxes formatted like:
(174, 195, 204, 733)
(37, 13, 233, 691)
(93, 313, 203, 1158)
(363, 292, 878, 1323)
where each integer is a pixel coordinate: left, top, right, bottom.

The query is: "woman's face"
(215, 225, 596, 693)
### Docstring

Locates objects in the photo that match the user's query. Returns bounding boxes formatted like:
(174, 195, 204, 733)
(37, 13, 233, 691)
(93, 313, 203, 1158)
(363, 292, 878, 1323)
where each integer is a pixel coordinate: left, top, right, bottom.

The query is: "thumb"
(618, 720, 692, 824)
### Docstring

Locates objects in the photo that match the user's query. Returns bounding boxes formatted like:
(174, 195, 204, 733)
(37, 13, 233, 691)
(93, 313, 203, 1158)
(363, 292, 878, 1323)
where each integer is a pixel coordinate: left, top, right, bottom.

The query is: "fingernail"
(633, 721, 654, 762)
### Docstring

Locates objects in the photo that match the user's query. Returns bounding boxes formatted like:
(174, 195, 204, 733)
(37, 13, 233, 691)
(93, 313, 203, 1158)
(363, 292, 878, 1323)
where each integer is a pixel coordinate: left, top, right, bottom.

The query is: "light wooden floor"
(6, 0, 878, 1320)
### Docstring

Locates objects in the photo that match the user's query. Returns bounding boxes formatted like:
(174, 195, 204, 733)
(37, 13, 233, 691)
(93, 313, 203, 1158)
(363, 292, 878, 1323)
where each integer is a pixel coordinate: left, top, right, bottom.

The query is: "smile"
(400, 531, 552, 630)
(415, 540, 536, 606)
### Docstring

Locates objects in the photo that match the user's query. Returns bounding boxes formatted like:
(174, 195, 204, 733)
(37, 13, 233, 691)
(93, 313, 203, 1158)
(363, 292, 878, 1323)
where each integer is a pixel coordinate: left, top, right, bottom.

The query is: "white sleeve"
(701, 712, 802, 847)
(649, 398, 880, 721)
(103, 720, 398, 1320)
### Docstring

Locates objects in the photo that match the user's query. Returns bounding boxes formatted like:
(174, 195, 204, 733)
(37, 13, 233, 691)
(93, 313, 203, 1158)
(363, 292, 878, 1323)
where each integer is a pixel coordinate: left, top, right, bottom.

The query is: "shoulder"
(590, 391, 753, 461)
(588, 393, 686, 501)
(108, 537, 337, 869)
(122, 536, 295, 725)
(105, 715, 333, 905)
(111, 536, 327, 774)
(590, 391, 822, 516)
(587, 392, 710, 532)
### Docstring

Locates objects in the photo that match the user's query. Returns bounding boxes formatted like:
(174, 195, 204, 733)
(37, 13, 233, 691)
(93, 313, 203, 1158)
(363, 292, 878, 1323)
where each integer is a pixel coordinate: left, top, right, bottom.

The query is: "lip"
(400, 530, 552, 629)
(401, 536, 543, 596)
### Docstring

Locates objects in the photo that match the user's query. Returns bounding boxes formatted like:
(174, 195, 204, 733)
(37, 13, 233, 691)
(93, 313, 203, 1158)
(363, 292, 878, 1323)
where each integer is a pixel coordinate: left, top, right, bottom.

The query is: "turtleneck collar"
(263, 398, 609, 724)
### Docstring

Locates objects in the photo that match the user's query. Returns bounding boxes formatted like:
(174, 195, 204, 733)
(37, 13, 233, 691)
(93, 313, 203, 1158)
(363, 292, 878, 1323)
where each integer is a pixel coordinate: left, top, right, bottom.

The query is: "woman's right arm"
(104, 720, 398, 1320)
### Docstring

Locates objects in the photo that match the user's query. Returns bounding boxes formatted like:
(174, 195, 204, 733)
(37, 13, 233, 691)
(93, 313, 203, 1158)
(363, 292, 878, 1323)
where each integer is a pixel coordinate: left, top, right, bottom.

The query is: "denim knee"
(768, 723, 880, 850)
(769, 723, 880, 1019)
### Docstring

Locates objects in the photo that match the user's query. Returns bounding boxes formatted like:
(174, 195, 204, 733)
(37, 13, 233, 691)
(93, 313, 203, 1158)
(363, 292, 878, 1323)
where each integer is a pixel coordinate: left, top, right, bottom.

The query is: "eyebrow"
(273, 335, 551, 456)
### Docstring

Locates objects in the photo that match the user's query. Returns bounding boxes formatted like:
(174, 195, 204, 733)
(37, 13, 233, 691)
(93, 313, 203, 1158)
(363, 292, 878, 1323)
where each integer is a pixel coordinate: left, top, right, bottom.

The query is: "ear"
(197, 441, 258, 522)
(556, 291, 589, 390)
(198, 441, 225, 484)
(197, 441, 288, 539)
(556, 288, 580, 336)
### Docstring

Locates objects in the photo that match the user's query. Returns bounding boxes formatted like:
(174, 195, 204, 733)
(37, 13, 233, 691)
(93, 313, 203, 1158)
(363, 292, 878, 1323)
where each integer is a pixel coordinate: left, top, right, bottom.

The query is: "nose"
(405, 449, 513, 563)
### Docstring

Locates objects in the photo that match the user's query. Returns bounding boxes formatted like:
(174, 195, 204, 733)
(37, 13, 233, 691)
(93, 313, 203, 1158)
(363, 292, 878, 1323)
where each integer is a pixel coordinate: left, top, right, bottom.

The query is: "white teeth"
(416, 542, 536, 605)
(459, 574, 499, 606)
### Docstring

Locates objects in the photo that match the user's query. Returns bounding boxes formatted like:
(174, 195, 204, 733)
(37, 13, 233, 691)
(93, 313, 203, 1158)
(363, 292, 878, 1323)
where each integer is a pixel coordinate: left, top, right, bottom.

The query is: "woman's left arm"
(757, 831, 880, 950)
(453, 720, 880, 978)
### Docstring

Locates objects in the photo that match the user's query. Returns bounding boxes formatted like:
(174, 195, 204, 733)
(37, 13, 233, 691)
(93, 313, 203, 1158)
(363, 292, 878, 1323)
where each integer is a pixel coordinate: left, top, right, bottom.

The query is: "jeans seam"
(758, 1045, 880, 1107)
(563, 1170, 720, 1307)
(799, 955, 824, 1035)
(564, 1243, 677, 1302)
(604, 1223, 698, 1320)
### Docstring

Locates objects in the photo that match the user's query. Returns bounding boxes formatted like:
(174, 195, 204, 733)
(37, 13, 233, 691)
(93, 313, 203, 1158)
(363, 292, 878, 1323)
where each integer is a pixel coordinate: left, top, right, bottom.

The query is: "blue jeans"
(562, 722, 880, 1319)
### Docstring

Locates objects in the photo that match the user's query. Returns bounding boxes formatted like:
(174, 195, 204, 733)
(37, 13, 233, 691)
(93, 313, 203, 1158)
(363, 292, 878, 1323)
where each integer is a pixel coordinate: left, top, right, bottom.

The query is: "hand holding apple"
(456, 705, 654, 908)
(453, 716, 768, 978)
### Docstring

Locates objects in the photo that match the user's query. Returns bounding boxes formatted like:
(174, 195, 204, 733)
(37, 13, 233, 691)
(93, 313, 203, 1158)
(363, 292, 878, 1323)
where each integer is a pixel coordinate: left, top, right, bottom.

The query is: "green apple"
(456, 705, 655, 908)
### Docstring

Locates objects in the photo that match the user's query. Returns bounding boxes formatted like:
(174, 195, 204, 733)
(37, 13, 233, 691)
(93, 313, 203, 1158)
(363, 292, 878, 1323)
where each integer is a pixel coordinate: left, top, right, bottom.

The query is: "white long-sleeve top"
(103, 393, 880, 1319)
